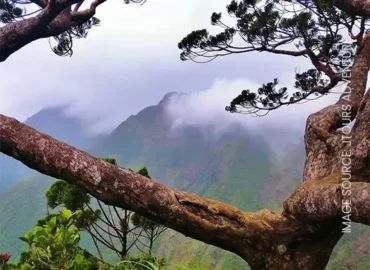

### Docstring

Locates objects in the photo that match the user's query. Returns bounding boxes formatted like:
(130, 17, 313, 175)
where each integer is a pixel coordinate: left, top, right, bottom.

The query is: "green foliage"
(0, 168, 169, 269)
(46, 157, 118, 212)
(131, 168, 167, 254)
(108, 254, 166, 270)
(131, 167, 153, 230)
(131, 214, 157, 231)
(1, 208, 168, 270)
(0, 175, 54, 261)
(175, 261, 213, 270)
(46, 180, 90, 212)
(327, 225, 370, 270)
(74, 208, 101, 230)
(12, 210, 99, 270)
(101, 158, 118, 165)
(41, 161, 166, 264)
(137, 167, 151, 179)
(179, 0, 362, 114)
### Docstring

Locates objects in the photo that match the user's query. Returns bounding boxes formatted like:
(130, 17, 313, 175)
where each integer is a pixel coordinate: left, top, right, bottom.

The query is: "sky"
(0, 0, 341, 136)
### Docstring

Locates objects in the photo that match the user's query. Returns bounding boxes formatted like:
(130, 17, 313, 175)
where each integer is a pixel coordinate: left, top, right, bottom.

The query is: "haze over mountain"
(0, 106, 102, 189)
(0, 93, 369, 269)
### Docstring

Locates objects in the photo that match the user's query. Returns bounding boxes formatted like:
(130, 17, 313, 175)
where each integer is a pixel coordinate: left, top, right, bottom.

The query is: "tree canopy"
(179, 0, 367, 115)
(0, 0, 146, 61)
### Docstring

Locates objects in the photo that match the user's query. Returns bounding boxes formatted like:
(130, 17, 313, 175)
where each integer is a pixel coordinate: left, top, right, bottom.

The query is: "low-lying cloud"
(165, 75, 341, 144)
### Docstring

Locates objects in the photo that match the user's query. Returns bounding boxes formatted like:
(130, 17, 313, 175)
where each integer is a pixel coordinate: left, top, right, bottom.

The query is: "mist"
(164, 75, 342, 151)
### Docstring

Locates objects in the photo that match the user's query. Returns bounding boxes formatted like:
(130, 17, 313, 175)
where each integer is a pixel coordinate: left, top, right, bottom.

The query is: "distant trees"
(0, 159, 168, 269)
(3, 208, 167, 269)
(130, 168, 167, 254)
(44, 158, 167, 262)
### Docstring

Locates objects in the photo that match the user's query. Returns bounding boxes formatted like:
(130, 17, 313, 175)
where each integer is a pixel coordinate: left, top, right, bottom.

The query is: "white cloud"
(1, 0, 355, 137)
(0, 0, 245, 127)
(165, 75, 341, 140)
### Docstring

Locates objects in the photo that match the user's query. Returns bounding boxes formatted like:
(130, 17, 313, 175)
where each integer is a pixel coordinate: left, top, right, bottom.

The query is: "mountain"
(0, 93, 369, 269)
(0, 105, 98, 189)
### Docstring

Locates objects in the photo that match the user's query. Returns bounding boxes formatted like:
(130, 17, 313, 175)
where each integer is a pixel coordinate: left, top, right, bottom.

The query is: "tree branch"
(0, 113, 369, 267)
(0, 3, 61, 61)
(0, 0, 101, 62)
(73, 0, 84, 12)
(284, 174, 370, 226)
(332, 0, 370, 17)
(0, 113, 270, 262)
(30, 0, 47, 8)
(352, 89, 370, 179)
(71, 0, 106, 24)
(262, 47, 309, 57)
(303, 33, 370, 181)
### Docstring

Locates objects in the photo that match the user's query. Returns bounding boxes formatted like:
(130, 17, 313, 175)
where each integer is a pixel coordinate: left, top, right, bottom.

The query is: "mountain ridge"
(0, 93, 369, 269)
(0, 105, 98, 189)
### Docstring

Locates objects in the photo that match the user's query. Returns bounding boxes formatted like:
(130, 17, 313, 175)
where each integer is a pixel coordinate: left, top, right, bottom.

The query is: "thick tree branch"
(303, 33, 370, 181)
(306, 49, 341, 81)
(0, 113, 369, 269)
(30, 0, 48, 8)
(332, 0, 370, 17)
(71, 0, 106, 24)
(0, 0, 99, 62)
(0, 4, 61, 61)
(0, 113, 288, 266)
(284, 174, 370, 226)
(262, 47, 309, 57)
(351, 89, 370, 179)
(73, 0, 84, 12)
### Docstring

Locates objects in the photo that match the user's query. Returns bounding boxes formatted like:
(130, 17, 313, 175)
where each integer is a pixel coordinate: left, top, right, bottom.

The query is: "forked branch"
(0, 113, 370, 267)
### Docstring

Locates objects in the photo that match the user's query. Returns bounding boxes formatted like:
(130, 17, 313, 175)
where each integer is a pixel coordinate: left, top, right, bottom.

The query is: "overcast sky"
(0, 0, 341, 135)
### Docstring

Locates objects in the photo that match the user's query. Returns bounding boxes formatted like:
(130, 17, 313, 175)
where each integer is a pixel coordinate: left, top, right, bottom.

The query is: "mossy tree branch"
(1, 113, 370, 269)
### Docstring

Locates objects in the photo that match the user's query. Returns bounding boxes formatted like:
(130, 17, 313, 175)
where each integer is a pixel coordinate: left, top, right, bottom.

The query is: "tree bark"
(303, 33, 370, 182)
(332, 0, 370, 16)
(0, 0, 107, 62)
(1, 113, 370, 269)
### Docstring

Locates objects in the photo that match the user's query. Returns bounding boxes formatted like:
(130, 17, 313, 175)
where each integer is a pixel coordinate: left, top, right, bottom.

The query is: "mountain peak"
(23, 105, 95, 150)
(158, 92, 186, 105)
(24, 105, 70, 123)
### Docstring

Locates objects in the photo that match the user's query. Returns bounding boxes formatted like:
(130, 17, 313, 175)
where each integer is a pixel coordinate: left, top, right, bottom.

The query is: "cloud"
(1, 0, 346, 137)
(1, 0, 264, 131)
(164, 75, 341, 142)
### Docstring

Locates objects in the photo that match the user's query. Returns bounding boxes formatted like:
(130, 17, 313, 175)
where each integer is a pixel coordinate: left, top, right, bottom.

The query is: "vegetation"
(0, 164, 170, 270)
(1, 0, 370, 269)
(0, 105, 271, 269)
(1, 101, 368, 269)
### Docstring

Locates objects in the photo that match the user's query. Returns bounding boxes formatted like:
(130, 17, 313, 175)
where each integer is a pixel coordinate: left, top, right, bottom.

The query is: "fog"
(164, 75, 342, 148)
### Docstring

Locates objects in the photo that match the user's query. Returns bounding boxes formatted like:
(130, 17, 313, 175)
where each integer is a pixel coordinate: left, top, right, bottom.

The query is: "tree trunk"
(247, 223, 343, 270)
(90, 233, 105, 262)
(148, 229, 154, 254)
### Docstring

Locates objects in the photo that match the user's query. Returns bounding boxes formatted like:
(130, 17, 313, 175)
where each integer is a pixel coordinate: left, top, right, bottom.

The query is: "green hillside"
(1, 94, 369, 269)
(0, 106, 98, 190)
(0, 175, 53, 259)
